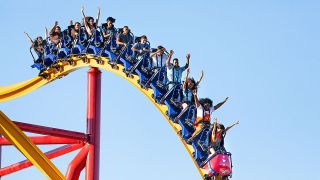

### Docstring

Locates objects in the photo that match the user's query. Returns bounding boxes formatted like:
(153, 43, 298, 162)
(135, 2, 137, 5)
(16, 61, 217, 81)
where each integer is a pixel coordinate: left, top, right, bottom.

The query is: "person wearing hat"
(149, 45, 168, 69)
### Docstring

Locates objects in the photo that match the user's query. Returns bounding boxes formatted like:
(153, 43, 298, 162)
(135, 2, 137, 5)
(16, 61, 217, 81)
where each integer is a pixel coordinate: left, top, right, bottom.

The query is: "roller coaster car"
(176, 106, 196, 139)
(150, 82, 165, 103)
(202, 152, 232, 180)
(71, 44, 86, 56)
(191, 127, 210, 165)
(164, 99, 181, 121)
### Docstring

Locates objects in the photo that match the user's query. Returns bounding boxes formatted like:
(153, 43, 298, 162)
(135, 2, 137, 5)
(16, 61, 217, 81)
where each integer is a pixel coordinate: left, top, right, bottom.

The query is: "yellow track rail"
(0, 55, 207, 178)
(0, 111, 65, 179)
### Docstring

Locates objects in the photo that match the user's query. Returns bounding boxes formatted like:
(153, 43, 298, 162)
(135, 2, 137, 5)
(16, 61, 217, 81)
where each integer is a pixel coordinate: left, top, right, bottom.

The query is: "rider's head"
(87, 17, 94, 27)
(187, 78, 196, 90)
(123, 26, 129, 34)
(157, 46, 165, 55)
(75, 22, 81, 30)
(199, 98, 213, 111)
(107, 17, 115, 27)
(36, 37, 43, 44)
(140, 35, 147, 44)
(55, 26, 61, 33)
(173, 58, 179, 67)
(217, 124, 225, 132)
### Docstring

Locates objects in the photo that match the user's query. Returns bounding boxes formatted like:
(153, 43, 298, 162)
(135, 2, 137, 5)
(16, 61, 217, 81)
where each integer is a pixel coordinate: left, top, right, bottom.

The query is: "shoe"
(186, 138, 193, 145)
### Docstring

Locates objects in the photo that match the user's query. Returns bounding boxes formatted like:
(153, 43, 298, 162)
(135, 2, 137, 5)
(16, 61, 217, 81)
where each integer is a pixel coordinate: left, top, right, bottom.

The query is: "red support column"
(85, 67, 101, 180)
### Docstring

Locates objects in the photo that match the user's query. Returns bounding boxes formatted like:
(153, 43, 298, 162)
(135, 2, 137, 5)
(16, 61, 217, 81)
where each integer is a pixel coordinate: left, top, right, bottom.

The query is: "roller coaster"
(0, 12, 236, 180)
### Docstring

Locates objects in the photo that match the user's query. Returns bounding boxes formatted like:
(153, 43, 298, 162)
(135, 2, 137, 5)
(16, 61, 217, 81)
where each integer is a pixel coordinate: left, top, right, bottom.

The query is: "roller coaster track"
(0, 55, 221, 179)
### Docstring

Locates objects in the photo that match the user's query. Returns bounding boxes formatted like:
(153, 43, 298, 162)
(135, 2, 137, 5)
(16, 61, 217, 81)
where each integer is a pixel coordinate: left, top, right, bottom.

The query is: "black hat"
(107, 17, 116, 23)
(157, 45, 164, 49)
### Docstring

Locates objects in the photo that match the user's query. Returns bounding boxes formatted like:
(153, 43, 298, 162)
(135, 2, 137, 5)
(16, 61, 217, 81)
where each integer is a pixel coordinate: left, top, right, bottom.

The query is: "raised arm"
(193, 89, 200, 108)
(225, 120, 239, 133)
(95, 7, 100, 27)
(50, 21, 58, 35)
(24, 32, 33, 44)
(213, 97, 229, 110)
(184, 53, 190, 69)
(45, 27, 49, 39)
(81, 7, 92, 36)
(211, 118, 218, 137)
(182, 68, 190, 90)
(150, 50, 158, 58)
(131, 43, 140, 53)
(196, 70, 204, 86)
(166, 50, 174, 67)
(163, 47, 169, 55)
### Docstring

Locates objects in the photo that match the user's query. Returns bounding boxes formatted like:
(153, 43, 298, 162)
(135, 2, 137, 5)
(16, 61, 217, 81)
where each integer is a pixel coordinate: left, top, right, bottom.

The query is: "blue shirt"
(132, 42, 150, 51)
(183, 87, 194, 103)
(166, 64, 186, 83)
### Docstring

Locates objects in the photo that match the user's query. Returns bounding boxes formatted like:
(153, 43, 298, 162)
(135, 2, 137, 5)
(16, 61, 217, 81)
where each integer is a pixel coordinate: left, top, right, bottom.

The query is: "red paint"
(13, 121, 86, 141)
(0, 144, 83, 176)
(0, 136, 82, 145)
(202, 153, 232, 177)
(65, 144, 90, 180)
(0, 67, 102, 179)
(86, 67, 101, 180)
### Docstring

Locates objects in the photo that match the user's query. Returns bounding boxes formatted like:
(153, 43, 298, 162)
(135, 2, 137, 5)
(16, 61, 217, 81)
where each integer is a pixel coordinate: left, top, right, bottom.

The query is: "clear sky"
(0, 0, 320, 179)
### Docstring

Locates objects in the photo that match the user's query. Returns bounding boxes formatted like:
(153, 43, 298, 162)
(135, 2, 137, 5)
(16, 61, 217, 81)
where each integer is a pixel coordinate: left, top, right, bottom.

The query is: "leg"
(187, 123, 203, 144)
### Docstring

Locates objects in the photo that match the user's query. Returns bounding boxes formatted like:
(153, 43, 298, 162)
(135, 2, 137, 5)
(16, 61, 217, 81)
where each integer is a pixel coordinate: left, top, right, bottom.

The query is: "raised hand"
(169, 50, 174, 55)
(186, 53, 190, 60)
(200, 70, 204, 78)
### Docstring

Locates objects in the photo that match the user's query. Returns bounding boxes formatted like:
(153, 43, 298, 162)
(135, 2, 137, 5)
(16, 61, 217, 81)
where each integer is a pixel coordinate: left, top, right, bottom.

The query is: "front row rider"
(208, 118, 239, 154)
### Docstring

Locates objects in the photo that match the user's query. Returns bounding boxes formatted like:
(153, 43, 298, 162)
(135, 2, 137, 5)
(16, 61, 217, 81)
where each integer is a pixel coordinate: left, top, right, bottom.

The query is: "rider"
(149, 45, 168, 69)
(81, 6, 100, 37)
(182, 68, 204, 109)
(131, 35, 150, 61)
(24, 32, 46, 65)
(102, 16, 117, 50)
(186, 90, 228, 144)
(115, 26, 133, 58)
(173, 68, 204, 122)
(208, 118, 239, 154)
(49, 21, 62, 38)
(166, 50, 190, 90)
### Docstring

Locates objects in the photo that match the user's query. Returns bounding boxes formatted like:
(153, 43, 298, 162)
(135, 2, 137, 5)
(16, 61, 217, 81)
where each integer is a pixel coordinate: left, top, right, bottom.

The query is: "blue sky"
(0, 0, 320, 179)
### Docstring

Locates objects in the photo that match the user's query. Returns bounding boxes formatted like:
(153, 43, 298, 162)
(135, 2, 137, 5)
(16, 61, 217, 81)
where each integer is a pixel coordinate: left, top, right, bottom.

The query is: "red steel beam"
(85, 68, 101, 180)
(0, 144, 83, 176)
(13, 121, 86, 141)
(0, 136, 82, 145)
(65, 144, 90, 180)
